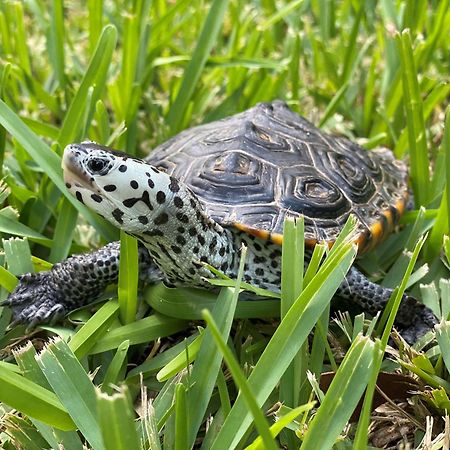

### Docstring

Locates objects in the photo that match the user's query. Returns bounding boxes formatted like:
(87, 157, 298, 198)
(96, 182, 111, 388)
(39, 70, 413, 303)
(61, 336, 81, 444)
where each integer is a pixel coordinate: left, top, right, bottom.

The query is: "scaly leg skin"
(1, 242, 162, 328)
(337, 266, 437, 343)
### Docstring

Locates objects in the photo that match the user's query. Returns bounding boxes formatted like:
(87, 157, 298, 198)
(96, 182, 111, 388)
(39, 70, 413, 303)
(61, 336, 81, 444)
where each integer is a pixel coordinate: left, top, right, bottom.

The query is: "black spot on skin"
(123, 198, 139, 208)
(173, 196, 183, 208)
(141, 190, 153, 210)
(200, 256, 208, 263)
(138, 216, 149, 224)
(254, 256, 266, 264)
(221, 262, 228, 271)
(271, 260, 278, 268)
(130, 180, 139, 189)
(189, 267, 196, 275)
(65, 182, 71, 189)
(171, 245, 182, 254)
(151, 167, 160, 174)
(154, 213, 169, 225)
(270, 249, 282, 258)
(148, 178, 155, 188)
(219, 246, 226, 256)
(254, 243, 262, 252)
(76, 191, 84, 204)
(188, 227, 197, 237)
(145, 229, 164, 237)
(104, 185, 117, 192)
(177, 226, 185, 234)
(209, 236, 217, 250)
(169, 177, 180, 193)
(156, 191, 166, 204)
(255, 268, 264, 276)
(198, 235, 205, 245)
(91, 194, 103, 203)
(119, 165, 127, 172)
(176, 235, 186, 246)
(122, 191, 153, 210)
(176, 212, 189, 223)
(193, 246, 199, 254)
(112, 208, 124, 224)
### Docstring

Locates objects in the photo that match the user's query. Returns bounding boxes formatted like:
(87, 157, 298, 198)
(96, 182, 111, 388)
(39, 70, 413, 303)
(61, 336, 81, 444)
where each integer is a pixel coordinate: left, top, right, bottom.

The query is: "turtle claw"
(396, 294, 438, 345)
(2, 271, 68, 328)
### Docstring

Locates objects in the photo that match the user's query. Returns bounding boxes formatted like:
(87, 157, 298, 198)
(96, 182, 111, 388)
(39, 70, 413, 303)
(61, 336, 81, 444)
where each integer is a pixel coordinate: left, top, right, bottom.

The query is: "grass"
(0, 0, 448, 449)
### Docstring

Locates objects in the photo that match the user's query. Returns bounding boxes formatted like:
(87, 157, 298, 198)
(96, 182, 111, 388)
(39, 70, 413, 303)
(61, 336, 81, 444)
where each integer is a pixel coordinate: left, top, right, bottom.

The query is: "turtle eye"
(87, 158, 109, 174)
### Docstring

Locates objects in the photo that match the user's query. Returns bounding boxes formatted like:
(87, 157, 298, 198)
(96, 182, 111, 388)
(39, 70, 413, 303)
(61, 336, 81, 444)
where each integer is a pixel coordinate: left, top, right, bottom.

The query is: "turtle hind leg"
(336, 266, 437, 343)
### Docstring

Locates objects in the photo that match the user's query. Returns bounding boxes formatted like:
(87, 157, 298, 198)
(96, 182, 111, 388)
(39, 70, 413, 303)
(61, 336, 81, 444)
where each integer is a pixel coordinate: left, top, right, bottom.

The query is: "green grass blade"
(301, 336, 377, 449)
(167, 0, 230, 132)
(174, 383, 189, 450)
(280, 217, 305, 419)
(3, 237, 33, 274)
(97, 387, 140, 450)
(186, 246, 246, 447)
(396, 29, 430, 206)
(49, 199, 78, 263)
(48, 0, 66, 89)
(211, 235, 357, 448)
(101, 340, 130, 394)
(0, 364, 75, 431)
(157, 334, 203, 382)
(118, 231, 139, 324)
(203, 309, 278, 450)
(58, 25, 117, 147)
(0, 99, 117, 241)
(91, 314, 189, 354)
(36, 339, 104, 450)
(69, 300, 119, 359)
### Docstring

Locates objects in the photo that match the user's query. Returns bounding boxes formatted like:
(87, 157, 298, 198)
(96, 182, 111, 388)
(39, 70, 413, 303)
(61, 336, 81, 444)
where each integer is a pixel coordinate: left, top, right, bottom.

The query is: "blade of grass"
(37, 339, 104, 450)
(211, 230, 357, 449)
(57, 25, 118, 148)
(49, 198, 78, 263)
(396, 29, 430, 206)
(167, 0, 230, 132)
(301, 335, 377, 449)
(0, 99, 117, 241)
(68, 301, 119, 359)
(204, 308, 279, 450)
(118, 231, 139, 324)
(186, 247, 247, 448)
(0, 364, 75, 431)
(97, 387, 140, 450)
(91, 314, 189, 354)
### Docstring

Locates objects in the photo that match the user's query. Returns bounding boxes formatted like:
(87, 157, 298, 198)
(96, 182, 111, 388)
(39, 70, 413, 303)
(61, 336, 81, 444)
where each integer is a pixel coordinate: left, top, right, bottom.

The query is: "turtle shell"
(146, 101, 408, 253)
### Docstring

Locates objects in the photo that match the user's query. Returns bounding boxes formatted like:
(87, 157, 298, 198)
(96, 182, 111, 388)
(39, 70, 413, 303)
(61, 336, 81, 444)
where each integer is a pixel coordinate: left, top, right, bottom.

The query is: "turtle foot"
(1, 272, 68, 328)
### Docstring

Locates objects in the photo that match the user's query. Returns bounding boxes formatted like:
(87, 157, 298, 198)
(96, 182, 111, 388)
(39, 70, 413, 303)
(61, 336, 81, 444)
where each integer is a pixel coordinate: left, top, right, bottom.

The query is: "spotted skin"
(3, 242, 162, 327)
(3, 101, 437, 342)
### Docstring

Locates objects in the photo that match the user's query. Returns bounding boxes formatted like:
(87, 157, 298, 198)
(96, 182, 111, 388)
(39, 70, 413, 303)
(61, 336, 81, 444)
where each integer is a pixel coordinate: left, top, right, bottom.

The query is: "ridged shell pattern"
(147, 101, 408, 251)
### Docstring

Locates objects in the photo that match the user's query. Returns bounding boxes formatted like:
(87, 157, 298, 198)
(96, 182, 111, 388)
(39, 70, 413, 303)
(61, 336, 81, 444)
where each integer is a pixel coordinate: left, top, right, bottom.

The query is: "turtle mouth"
(62, 144, 94, 188)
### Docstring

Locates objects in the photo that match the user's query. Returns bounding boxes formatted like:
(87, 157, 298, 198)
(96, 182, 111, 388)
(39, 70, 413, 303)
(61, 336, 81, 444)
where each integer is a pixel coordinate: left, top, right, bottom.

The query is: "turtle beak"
(62, 144, 93, 187)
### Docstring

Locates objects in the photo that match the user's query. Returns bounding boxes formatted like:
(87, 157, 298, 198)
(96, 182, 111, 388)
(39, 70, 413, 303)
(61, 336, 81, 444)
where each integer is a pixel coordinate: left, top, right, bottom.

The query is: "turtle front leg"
(2, 242, 161, 327)
(337, 266, 437, 343)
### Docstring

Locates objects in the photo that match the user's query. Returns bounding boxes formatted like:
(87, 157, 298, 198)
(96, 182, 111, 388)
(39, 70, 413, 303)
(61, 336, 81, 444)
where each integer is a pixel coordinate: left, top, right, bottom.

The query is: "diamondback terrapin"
(4, 101, 437, 341)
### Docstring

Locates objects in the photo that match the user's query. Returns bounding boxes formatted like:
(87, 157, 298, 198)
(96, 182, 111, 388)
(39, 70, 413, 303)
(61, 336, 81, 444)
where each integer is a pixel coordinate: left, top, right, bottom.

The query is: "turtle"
(3, 100, 437, 341)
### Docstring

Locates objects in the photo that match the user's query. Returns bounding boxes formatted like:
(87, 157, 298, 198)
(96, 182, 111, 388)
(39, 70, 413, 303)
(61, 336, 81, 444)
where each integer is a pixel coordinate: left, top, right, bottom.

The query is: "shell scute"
(147, 101, 408, 253)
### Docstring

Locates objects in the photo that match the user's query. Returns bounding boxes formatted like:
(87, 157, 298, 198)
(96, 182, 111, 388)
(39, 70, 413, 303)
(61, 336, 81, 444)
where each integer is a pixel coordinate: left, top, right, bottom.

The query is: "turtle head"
(62, 142, 184, 235)
(62, 141, 231, 287)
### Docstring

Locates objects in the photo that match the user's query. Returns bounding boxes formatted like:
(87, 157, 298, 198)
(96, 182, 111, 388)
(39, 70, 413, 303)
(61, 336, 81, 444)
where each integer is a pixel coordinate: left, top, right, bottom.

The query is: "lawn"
(0, 1, 449, 449)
